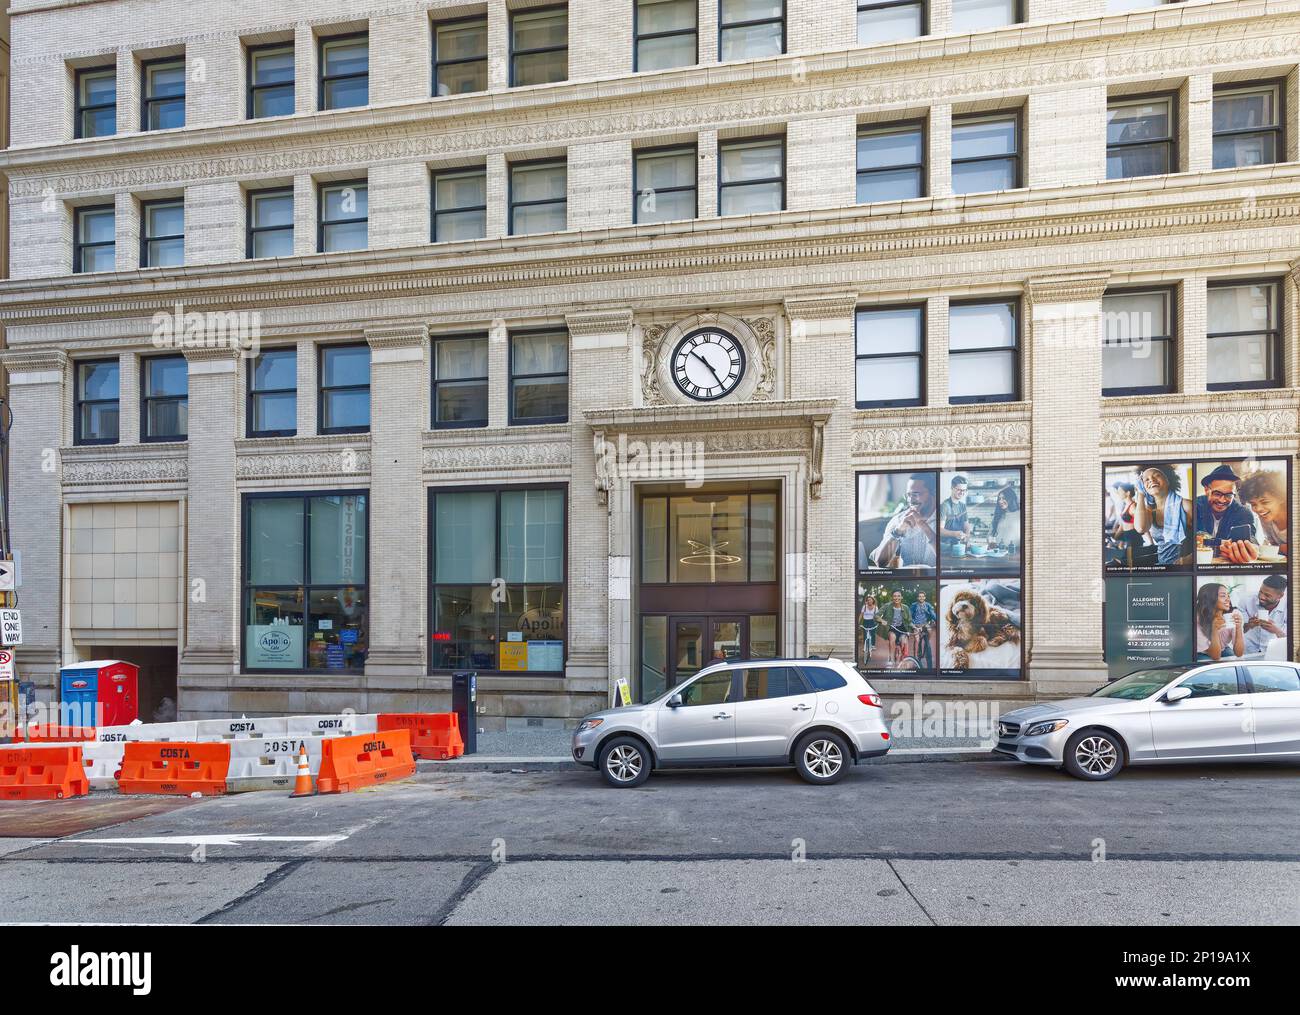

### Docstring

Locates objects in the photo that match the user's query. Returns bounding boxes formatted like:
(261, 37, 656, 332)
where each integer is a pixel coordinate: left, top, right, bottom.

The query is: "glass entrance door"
(668, 616, 748, 687)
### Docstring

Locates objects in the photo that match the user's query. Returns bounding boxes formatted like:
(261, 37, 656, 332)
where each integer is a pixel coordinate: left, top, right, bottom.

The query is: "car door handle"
(713, 712, 732, 720)
(1221, 701, 1246, 707)
(792, 704, 812, 711)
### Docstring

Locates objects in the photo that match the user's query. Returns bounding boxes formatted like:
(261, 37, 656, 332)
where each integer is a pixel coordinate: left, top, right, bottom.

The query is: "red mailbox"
(60, 660, 140, 728)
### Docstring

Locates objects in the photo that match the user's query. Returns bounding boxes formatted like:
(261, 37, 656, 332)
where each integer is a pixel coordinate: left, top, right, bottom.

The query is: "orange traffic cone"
(289, 744, 314, 798)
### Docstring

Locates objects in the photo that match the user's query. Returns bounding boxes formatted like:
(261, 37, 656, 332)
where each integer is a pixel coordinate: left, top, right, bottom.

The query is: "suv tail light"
(858, 693, 882, 708)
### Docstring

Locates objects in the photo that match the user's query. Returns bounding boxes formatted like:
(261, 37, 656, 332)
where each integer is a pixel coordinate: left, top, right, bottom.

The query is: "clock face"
(671, 330, 746, 402)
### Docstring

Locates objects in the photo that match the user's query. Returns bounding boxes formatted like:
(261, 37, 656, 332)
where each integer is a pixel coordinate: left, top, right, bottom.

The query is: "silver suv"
(572, 658, 891, 787)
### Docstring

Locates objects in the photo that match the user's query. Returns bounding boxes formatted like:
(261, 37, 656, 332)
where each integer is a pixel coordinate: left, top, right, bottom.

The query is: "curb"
(417, 747, 1006, 773)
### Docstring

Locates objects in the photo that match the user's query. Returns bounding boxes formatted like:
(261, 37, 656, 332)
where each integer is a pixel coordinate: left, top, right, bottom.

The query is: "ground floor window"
(242, 492, 369, 673)
(429, 486, 566, 674)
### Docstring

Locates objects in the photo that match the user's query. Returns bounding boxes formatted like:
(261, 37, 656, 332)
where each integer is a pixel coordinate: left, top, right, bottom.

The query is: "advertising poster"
(938, 468, 1023, 577)
(1104, 462, 1195, 572)
(1193, 459, 1289, 572)
(1103, 577, 1194, 678)
(1194, 574, 1289, 663)
(939, 579, 1023, 677)
(857, 472, 938, 574)
(857, 578, 939, 674)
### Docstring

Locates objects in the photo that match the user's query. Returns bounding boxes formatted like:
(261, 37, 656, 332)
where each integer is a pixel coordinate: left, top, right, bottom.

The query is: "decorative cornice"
(585, 398, 836, 431)
(784, 294, 859, 321)
(423, 440, 572, 472)
(566, 309, 634, 340)
(364, 322, 429, 349)
(181, 344, 243, 363)
(1025, 271, 1112, 307)
(1101, 390, 1300, 450)
(0, 348, 68, 373)
(235, 434, 373, 481)
(852, 402, 1033, 456)
(60, 446, 189, 488)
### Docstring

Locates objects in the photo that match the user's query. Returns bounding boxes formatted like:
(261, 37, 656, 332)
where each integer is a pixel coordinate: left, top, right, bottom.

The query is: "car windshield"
(1089, 667, 1191, 700)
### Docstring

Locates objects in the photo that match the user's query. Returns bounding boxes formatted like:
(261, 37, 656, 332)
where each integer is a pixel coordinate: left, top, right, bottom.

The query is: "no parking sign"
(0, 649, 14, 683)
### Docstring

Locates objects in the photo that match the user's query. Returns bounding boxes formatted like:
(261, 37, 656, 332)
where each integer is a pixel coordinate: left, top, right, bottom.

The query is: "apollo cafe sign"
(518, 606, 563, 638)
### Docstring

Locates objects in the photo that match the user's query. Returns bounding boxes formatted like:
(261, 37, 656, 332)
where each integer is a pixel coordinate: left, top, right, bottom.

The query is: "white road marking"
(62, 833, 349, 848)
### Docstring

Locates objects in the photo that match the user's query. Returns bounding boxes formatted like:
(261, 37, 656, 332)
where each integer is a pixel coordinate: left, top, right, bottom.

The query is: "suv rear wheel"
(794, 731, 851, 785)
(598, 736, 652, 788)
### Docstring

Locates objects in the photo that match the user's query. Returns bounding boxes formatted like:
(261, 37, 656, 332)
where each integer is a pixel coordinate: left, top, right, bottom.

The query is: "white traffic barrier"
(95, 721, 200, 744)
(284, 713, 378, 737)
(192, 716, 290, 741)
(225, 736, 326, 793)
(81, 741, 125, 790)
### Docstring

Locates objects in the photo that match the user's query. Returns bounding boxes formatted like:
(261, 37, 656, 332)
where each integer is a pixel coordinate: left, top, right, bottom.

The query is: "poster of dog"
(939, 579, 1023, 676)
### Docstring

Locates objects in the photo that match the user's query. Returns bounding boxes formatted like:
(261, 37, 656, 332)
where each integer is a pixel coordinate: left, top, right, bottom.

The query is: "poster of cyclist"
(858, 578, 940, 674)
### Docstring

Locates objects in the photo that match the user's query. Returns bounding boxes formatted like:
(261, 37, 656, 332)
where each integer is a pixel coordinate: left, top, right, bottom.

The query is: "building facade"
(0, 0, 1297, 725)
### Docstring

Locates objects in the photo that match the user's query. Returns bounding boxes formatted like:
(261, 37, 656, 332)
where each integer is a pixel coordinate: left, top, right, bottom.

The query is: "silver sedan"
(994, 661, 1300, 780)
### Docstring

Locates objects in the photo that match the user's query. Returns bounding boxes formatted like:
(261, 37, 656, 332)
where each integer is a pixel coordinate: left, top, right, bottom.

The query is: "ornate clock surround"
(644, 312, 774, 407)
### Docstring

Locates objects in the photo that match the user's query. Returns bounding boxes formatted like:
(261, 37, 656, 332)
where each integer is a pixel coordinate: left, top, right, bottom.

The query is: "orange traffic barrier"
(18, 724, 97, 743)
(117, 741, 231, 797)
(289, 744, 314, 798)
(377, 713, 465, 760)
(316, 729, 415, 794)
(0, 745, 90, 801)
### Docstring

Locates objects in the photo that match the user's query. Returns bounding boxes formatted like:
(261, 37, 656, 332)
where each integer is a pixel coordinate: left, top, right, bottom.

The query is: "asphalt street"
(2, 759, 1298, 925)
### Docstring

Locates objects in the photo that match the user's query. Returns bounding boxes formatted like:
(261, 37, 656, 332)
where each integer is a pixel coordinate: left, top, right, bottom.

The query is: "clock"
(670, 329, 746, 402)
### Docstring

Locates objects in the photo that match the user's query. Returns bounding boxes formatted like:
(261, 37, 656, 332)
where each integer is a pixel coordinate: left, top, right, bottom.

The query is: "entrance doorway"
(670, 616, 746, 682)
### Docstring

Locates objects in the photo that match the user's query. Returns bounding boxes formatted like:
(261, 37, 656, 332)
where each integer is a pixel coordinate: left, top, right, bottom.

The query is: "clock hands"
(690, 349, 724, 387)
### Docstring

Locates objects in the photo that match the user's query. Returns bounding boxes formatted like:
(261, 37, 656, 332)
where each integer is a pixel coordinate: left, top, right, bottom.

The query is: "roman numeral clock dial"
(670, 330, 746, 402)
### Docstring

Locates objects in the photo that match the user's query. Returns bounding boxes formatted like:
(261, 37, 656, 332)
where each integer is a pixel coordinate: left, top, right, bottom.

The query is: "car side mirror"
(666, 694, 683, 709)
(1164, 685, 1192, 704)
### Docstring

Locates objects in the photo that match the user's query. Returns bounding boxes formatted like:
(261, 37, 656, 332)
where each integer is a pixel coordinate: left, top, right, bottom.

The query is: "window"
(510, 160, 567, 235)
(1213, 83, 1283, 170)
(318, 344, 371, 434)
(433, 168, 487, 242)
(510, 330, 569, 425)
(1176, 668, 1241, 699)
(718, 136, 785, 216)
(75, 66, 116, 138)
(858, 122, 925, 202)
(950, 0, 1019, 32)
(74, 359, 120, 446)
(635, 145, 697, 223)
(511, 7, 568, 87)
(1244, 665, 1300, 694)
(858, 1, 925, 44)
(433, 334, 489, 429)
(141, 199, 184, 268)
(141, 58, 185, 131)
(247, 188, 295, 259)
(74, 206, 116, 274)
(1107, 0, 1174, 9)
(719, 0, 785, 61)
(1107, 94, 1175, 179)
(636, 0, 697, 72)
(434, 17, 489, 96)
(949, 299, 1020, 404)
(243, 492, 369, 674)
(1102, 289, 1175, 396)
(640, 492, 778, 584)
(801, 666, 848, 691)
(856, 305, 925, 408)
(429, 487, 566, 674)
(247, 44, 295, 119)
(678, 670, 734, 705)
(141, 355, 188, 442)
(741, 666, 809, 700)
(952, 112, 1020, 194)
(319, 33, 369, 110)
(1206, 280, 1281, 391)
(247, 348, 298, 438)
(318, 180, 368, 252)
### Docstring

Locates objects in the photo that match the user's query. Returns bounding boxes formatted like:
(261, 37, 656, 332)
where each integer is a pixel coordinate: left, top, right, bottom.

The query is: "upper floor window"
(719, 136, 785, 216)
(510, 160, 567, 235)
(1206, 280, 1281, 391)
(948, 299, 1020, 404)
(248, 347, 298, 438)
(247, 187, 295, 259)
(74, 205, 116, 274)
(1107, 0, 1175, 10)
(433, 334, 490, 429)
(858, 1, 925, 44)
(636, 0, 698, 72)
(319, 34, 369, 111)
(1213, 83, 1283, 170)
(952, 112, 1020, 194)
(319, 344, 371, 434)
(635, 145, 697, 223)
(433, 167, 488, 242)
(141, 199, 184, 268)
(719, 0, 785, 61)
(1102, 288, 1175, 397)
(856, 305, 925, 409)
(950, 0, 1019, 32)
(510, 330, 569, 425)
(75, 359, 120, 446)
(1107, 94, 1176, 180)
(75, 66, 117, 139)
(141, 355, 188, 443)
(511, 7, 568, 87)
(434, 17, 489, 96)
(858, 122, 926, 202)
(319, 180, 368, 253)
(141, 58, 185, 131)
(248, 44, 295, 119)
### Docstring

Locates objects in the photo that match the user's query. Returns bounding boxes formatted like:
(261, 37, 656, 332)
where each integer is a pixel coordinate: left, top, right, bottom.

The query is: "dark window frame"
(856, 0, 929, 42)
(947, 296, 1022, 405)
(318, 31, 370, 111)
(857, 119, 928, 203)
(855, 302, 927, 410)
(73, 357, 121, 447)
(1101, 284, 1178, 398)
(431, 332, 490, 430)
(246, 41, 296, 120)
(1206, 276, 1284, 393)
(247, 347, 299, 439)
(427, 483, 570, 677)
(246, 186, 295, 260)
(317, 178, 369, 253)
(509, 4, 569, 87)
(718, 0, 787, 61)
(717, 134, 787, 217)
(73, 204, 116, 275)
(950, 0, 1023, 29)
(1106, 90, 1179, 180)
(241, 489, 371, 676)
(74, 64, 117, 139)
(634, 0, 699, 72)
(139, 197, 184, 269)
(432, 166, 488, 243)
(951, 109, 1023, 193)
(140, 353, 189, 444)
(317, 342, 372, 435)
(508, 158, 568, 236)
(1212, 78, 1285, 171)
(508, 327, 569, 426)
(433, 14, 490, 97)
(633, 143, 699, 223)
(140, 56, 186, 132)
(639, 489, 783, 588)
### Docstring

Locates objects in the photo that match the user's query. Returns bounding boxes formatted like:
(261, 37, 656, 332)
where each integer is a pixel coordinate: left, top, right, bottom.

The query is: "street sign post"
(0, 560, 15, 593)
(0, 610, 22, 647)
